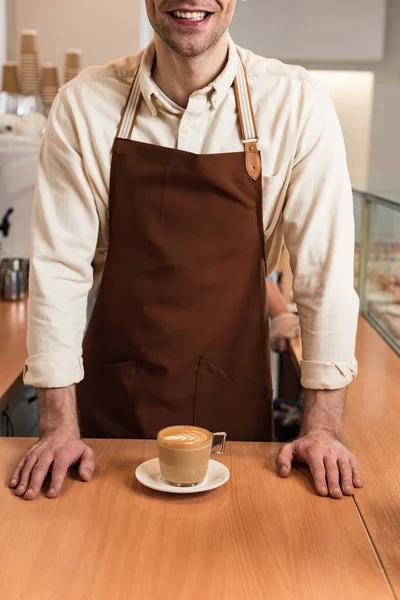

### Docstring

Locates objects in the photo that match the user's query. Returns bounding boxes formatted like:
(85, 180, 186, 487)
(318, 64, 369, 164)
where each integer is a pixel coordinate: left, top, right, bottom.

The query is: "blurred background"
(2, 0, 398, 195)
(0, 0, 399, 437)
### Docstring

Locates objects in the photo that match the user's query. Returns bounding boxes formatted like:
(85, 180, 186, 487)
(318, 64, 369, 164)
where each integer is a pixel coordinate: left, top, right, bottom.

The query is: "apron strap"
(234, 53, 261, 181)
(116, 66, 141, 140)
(116, 52, 261, 181)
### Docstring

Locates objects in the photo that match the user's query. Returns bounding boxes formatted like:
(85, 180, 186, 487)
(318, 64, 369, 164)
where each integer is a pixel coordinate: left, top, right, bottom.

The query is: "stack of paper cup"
(41, 63, 59, 115)
(64, 49, 82, 84)
(0, 62, 20, 114)
(19, 29, 40, 94)
(2, 62, 20, 94)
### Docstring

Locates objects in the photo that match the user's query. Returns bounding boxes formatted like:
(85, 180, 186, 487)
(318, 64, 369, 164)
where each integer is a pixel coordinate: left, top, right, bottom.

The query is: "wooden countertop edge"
(0, 296, 28, 402)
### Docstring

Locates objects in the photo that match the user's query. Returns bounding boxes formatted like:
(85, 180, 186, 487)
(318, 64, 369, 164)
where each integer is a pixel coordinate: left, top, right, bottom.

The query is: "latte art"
(158, 425, 211, 448)
(164, 433, 198, 441)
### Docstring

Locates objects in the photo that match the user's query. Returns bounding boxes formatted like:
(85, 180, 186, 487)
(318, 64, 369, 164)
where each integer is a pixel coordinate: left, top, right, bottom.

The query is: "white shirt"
(24, 37, 359, 390)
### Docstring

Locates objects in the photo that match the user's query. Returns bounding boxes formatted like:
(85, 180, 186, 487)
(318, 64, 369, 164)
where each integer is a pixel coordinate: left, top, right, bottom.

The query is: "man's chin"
(160, 33, 219, 58)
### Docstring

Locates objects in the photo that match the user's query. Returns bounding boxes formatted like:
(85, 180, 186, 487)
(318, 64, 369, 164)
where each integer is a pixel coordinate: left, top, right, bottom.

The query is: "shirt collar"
(138, 35, 238, 116)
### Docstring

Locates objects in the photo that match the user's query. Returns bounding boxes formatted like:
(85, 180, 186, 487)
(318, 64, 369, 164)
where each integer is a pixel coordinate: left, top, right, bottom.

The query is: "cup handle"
(211, 432, 227, 455)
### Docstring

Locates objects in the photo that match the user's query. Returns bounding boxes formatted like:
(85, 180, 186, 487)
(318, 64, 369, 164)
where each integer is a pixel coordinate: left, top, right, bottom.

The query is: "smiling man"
(9, 0, 361, 500)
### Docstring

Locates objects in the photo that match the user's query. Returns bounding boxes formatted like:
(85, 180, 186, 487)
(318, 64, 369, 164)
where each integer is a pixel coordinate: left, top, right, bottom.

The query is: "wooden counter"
(0, 297, 27, 409)
(1, 298, 399, 598)
(0, 438, 394, 600)
(289, 316, 400, 599)
(345, 319, 400, 598)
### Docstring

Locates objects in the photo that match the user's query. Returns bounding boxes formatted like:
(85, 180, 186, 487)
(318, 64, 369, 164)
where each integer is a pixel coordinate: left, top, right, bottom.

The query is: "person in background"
(267, 271, 300, 353)
(10, 0, 361, 501)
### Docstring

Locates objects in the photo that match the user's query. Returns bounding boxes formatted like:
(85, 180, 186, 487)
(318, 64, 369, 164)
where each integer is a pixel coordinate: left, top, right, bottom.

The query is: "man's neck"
(151, 34, 230, 108)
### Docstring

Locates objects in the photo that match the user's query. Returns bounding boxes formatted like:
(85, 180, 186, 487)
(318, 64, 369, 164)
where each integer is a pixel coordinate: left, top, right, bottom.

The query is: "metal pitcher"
(0, 258, 28, 301)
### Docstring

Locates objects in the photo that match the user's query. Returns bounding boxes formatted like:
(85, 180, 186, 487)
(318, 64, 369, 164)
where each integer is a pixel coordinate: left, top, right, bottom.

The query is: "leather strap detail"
(234, 52, 261, 181)
(244, 141, 261, 181)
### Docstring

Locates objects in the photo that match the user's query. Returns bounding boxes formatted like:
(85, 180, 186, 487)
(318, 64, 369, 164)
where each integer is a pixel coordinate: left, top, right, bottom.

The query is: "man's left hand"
(276, 430, 363, 499)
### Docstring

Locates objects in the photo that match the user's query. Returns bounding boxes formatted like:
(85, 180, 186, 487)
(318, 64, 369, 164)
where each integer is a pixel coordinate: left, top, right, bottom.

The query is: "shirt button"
(184, 127, 190, 135)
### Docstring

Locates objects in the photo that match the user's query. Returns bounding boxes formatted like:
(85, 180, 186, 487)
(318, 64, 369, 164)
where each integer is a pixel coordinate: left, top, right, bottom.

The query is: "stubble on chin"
(150, 15, 229, 58)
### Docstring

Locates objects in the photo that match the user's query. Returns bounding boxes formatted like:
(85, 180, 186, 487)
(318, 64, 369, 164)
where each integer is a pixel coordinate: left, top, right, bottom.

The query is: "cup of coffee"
(157, 425, 227, 487)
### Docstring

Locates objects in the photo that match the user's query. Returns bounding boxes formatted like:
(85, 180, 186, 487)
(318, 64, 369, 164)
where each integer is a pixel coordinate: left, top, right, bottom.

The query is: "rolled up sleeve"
(24, 91, 99, 388)
(283, 82, 359, 390)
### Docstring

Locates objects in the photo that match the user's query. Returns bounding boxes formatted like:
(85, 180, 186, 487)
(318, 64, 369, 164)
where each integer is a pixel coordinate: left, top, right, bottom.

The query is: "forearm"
(300, 388, 346, 440)
(37, 385, 80, 437)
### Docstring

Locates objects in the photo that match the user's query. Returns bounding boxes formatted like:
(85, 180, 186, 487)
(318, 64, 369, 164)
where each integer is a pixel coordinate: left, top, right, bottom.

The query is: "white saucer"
(135, 458, 230, 494)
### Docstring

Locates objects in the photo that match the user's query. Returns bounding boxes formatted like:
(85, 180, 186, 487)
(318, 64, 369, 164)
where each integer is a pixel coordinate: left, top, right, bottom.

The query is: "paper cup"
(20, 29, 38, 54)
(20, 30, 40, 94)
(65, 48, 82, 83)
(2, 62, 19, 94)
(41, 63, 59, 113)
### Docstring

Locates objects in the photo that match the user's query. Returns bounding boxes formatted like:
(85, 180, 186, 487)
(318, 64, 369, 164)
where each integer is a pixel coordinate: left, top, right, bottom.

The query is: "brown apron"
(77, 53, 274, 441)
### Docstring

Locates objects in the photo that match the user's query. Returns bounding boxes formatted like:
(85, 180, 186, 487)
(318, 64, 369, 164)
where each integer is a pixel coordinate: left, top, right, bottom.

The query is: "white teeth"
(173, 10, 208, 20)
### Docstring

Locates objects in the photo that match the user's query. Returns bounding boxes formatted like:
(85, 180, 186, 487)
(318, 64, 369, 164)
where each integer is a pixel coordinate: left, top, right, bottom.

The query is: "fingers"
(78, 447, 96, 482)
(349, 455, 363, 488)
(270, 334, 290, 353)
(9, 455, 28, 488)
(278, 338, 288, 353)
(23, 455, 54, 500)
(10, 440, 95, 501)
(47, 458, 70, 498)
(14, 455, 38, 497)
(338, 459, 354, 496)
(307, 454, 328, 497)
(324, 456, 343, 499)
(277, 433, 362, 500)
(276, 443, 294, 478)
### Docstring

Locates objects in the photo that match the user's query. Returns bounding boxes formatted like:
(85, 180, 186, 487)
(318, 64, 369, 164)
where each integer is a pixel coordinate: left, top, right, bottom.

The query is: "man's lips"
(167, 9, 214, 27)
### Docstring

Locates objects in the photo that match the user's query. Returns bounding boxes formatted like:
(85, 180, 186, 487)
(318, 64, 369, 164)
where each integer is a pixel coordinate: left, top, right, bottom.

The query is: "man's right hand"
(9, 433, 96, 500)
(8, 384, 96, 500)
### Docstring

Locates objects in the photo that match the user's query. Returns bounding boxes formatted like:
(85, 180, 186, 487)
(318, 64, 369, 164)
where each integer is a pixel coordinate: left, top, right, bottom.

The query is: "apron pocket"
(77, 360, 140, 438)
(194, 357, 273, 442)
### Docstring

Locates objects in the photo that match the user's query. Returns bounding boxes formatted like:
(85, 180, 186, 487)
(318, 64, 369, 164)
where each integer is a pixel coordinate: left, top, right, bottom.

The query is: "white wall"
(367, 0, 400, 199)
(230, 0, 386, 62)
(6, 0, 151, 79)
(298, 0, 400, 201)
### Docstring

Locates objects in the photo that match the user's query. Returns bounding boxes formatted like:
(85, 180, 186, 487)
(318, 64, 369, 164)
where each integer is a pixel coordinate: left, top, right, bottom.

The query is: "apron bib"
(77, 53, 274, 441)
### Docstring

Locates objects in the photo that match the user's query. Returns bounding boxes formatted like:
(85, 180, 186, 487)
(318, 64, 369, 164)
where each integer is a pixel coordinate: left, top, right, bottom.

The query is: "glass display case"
(353, 189, 364, 294)
(354, 191, 400, 355)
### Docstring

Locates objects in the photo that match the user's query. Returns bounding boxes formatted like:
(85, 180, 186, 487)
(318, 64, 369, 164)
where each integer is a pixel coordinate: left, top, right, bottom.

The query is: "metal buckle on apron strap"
(242, 138, 261, 181)
(242, 137, 259, 150)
